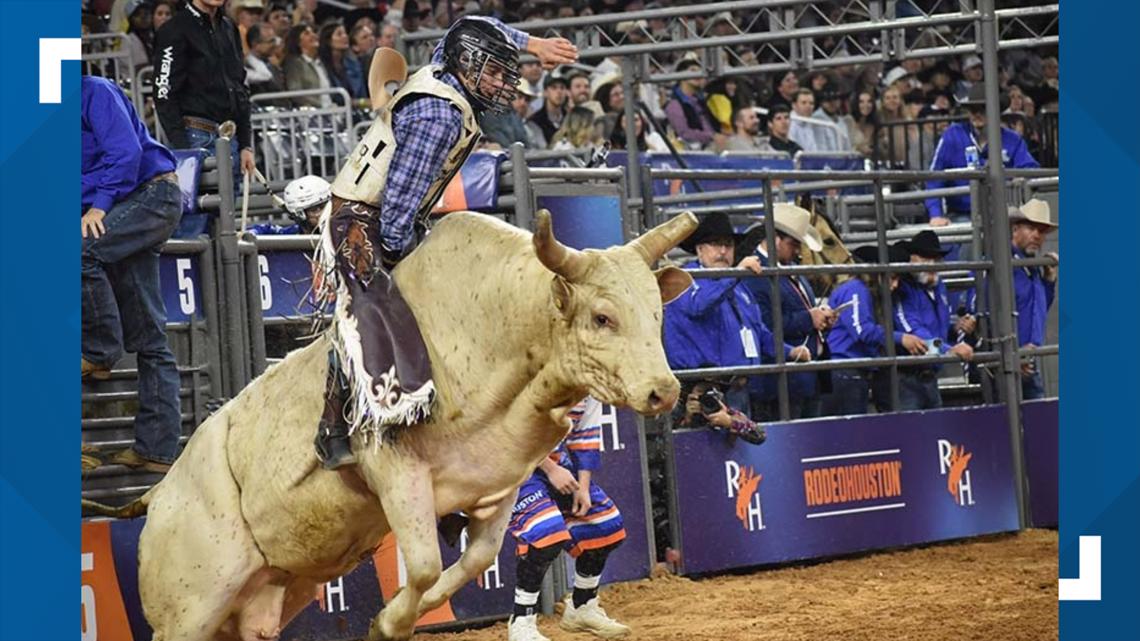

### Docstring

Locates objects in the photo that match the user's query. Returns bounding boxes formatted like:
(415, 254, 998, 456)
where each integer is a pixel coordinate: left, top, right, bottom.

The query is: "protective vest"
(331, 65, 480, 213)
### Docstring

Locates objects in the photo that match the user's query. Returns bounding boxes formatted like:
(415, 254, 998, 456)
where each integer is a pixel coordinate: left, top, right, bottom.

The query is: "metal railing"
(251, 88, 357, 182)
(81, 33, 140, 107)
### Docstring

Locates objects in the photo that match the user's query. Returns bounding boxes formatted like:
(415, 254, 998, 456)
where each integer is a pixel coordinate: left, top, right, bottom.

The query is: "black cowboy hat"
(853, 244, 911, 264)
(900, 230, 951, 258)
(959, 83, 987, 107)
(679, 212, 742, 254)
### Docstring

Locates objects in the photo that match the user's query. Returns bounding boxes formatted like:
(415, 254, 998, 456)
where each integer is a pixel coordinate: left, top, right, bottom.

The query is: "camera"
(924, 338, 944, 355)
(699, 388, 726, 415)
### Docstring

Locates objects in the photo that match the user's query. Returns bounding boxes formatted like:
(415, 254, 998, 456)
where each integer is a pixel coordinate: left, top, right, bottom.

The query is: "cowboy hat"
(1009, 198, 1058, 229)
(959, 82, 987, 107)
(852, 243, 911, 264)
(901, 230, 951, 258)
(771, 203, 824, 252)
(678, 212, 742, 254)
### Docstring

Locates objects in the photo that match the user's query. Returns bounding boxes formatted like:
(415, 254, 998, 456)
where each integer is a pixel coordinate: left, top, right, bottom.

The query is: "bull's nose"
(646, 386, 680, 414)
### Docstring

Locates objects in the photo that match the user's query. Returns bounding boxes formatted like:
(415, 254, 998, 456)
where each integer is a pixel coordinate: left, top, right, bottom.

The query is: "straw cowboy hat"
(771, 203, 823, 252)
(1009, 198, 1058, 228)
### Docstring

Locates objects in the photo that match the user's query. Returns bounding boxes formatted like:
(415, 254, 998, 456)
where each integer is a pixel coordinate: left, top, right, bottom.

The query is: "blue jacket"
(82, 76, 177, 212)
(827, 278, 906, 360)
(893, 277, 957, 369)
(744, 250, 824, 399)
(966, 246, 1056, 347)
(924, 122, 1039, 219)
(248, 222, 303, 235)
(663, 261, 791, 372)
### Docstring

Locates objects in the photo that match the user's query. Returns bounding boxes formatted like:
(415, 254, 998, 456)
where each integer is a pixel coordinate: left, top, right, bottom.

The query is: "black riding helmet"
(442, 17, 522, 114)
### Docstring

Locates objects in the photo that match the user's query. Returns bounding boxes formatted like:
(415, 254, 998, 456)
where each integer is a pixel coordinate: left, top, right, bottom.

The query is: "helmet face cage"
(448, 28, 521, 114)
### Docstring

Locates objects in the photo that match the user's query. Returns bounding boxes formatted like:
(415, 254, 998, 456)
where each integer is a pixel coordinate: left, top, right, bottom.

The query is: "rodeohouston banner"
(81, 406, 650, 641)
(670, 405, 1023, 576)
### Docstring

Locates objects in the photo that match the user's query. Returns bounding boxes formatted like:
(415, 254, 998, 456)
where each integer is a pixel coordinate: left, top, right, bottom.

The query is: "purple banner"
(1022, 399, 1058, 527)
(258, 250, 319, 319)
(606, 151, 794, 208)
(671, 406, 1020, 575)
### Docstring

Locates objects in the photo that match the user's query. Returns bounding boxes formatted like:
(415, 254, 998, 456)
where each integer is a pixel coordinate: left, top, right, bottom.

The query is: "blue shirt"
(82, 76, 177, 212)
(380, 17, 528, 256)
(664, 260, 790, 371)
(744, 250, 823, 399)
(966, 246, 1056, 347)
(827, 278, 905, 360)
(924, 122, 1039, 219)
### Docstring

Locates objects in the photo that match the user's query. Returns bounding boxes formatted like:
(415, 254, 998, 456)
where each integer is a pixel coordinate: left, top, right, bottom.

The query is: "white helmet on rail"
(282, 175, 332, 230)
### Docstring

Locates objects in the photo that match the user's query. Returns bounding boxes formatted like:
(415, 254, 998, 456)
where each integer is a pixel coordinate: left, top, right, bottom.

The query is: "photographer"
(674, 379, 767, 445)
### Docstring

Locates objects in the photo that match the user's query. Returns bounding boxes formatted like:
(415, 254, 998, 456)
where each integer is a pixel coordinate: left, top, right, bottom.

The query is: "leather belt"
(183, 116, 219, 133)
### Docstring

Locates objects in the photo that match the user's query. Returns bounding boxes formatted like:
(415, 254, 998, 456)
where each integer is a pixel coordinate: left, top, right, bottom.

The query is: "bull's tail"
(81, 485, 157, 519)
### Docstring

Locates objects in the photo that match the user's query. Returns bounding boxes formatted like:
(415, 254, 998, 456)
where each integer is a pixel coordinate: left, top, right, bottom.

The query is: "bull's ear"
(655, 266, 693, 304)
(551, 275, 575, 319)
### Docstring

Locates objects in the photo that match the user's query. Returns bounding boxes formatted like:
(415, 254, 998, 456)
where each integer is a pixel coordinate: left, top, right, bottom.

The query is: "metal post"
(621, 56, 643, 200)
(510, 143, 534, 230)
(198, 239, 224, 400)
(242, 238, 268, 377)
(980, 0, 1029, 529)
(873, 176, 900, 411)
(761, 177, 790, 421)
(215, 135, 248, 398)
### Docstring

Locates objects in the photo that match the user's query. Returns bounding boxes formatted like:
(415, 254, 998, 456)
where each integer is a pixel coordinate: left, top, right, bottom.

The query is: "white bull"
(105, 210, 696, 641)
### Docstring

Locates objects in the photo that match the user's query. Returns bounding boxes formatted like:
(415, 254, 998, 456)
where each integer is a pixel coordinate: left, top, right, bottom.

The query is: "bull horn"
(534, 209, 590, 281)
(629, 211, 699, 266)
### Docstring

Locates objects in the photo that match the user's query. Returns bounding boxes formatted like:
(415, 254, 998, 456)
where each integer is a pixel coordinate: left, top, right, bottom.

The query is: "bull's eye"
(594, 314, 613, 328)
(824, 238, 836, 246)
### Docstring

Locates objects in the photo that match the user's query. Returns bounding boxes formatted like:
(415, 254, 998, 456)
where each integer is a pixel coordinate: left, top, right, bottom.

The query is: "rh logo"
(596, 403, 624, 452)
(725, 460, 764, 532)
(937, 439, 974, 506)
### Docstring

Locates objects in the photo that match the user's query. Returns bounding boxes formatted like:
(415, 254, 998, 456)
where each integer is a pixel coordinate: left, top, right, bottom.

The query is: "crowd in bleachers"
(83, 0, 1058, 168)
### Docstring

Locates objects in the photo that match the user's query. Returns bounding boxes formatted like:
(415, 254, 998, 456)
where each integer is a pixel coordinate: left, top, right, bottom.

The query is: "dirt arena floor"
(418, 529, 1057, 641)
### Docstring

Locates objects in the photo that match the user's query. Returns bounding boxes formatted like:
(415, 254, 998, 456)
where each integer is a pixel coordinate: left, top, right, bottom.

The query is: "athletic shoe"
(560, 598, 631, 639)
(508, 614, 550, 641)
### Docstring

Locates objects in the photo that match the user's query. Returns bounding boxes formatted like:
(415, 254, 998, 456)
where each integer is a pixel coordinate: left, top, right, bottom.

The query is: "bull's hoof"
(367, 617, 411, 641)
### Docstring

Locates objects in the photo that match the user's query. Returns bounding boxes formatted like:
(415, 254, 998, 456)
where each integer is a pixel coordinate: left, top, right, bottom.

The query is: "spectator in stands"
(82, 76, 183, 474)
(789, 87, 843, 152)
(725, 106, 770, 151)
(665, 58, 724, 150)
(706, 77, 756, 134)
(925, 83, 1039, 226)
(481, 79, 537, 149)
(319, 22, 366, 102)
(921, 62, 954, 96)
(123, 0, 155, 71)
(231, 0, 264, 55)
(529, 74, 569, 146)
(350, 22, 377, 77)
(848, 90, 877, 156)
(593, 79, 624, 140)
(153, 0, 176, 32)
(249, 175, 331, 235)
(876, 85, 910, 167)
(893, 231, 976, 410)
(665, 212, 810, 418)
(609, 111, 668, 152)
(768, 69, 799, 111)
(292, 0, 317, 27)
(377, 22, 399, 50)
(765, 102, 802, 156)
(264, 2, 291, 39)
(283, 23, 332, 107)
(882, 66, 914, 98)
(743, 203, 834, 420)
(811, 84, 854, 151)
(154, 0, 255, 183)
(519, 54, 545, 111)
(954, 54, 983, 102)
(823, 244, 925, 416)
(549, 106, 599, 152)
(567, 70, 596, 111)
(245, 23, 287, 98)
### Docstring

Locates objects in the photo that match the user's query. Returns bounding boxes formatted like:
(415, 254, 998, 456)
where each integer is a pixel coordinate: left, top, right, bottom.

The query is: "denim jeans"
(822, 368, 871, 417)
(1022, 370, 1045, 400)
(82, 178, 183, 463)
(898, 371, 943, 411)
(184, 126, 244, 195)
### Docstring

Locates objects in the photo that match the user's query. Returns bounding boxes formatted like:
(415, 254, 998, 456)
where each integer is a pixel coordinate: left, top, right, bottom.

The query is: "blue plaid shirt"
(381, 17, 528, 255)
